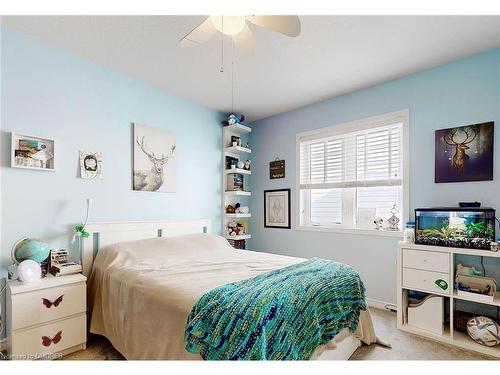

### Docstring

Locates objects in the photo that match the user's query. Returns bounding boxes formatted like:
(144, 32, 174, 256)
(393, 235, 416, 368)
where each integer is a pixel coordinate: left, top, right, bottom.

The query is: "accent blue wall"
(249, 48, 500, 305)
(0, 29, 223, 283)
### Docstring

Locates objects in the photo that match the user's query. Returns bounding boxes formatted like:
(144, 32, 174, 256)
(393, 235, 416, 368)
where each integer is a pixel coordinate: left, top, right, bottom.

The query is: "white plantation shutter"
(298, 114, 406, 228)
(299, 123, 402, 190)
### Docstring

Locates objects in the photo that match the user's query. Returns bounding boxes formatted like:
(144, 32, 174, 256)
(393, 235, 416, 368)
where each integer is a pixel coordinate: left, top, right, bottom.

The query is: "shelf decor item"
(17, 259, 42, 283)
(72, 198, 93, 265)
(467, 316, 500, 347)
(11, 238, 50, 264)
(133, 123, 176, 193)
(456, 274, 497, 303)
(221, 113, 245, 126)
(226, 173, 244, 191)
(10, 132, 55, 171)
(387, 204, 400, 231)
(435, 121, 494, 183)
(264, 189, 291, 229)
(10, 238, 50, 280)
(79, 150, 103, 179)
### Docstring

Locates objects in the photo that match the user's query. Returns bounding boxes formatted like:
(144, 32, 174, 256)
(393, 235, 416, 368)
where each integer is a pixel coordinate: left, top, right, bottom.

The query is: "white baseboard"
(366, 297, 397, 311)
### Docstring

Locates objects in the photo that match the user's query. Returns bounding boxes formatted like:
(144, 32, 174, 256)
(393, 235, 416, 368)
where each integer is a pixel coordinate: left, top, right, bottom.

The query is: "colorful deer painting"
(133, 124, 176, 192)
(435, 122, 494, 183)
(444, 126, 477, 171)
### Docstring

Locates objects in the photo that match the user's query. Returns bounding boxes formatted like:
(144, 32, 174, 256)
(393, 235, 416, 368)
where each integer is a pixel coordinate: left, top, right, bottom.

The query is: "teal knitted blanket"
(184, 258, 366, 360)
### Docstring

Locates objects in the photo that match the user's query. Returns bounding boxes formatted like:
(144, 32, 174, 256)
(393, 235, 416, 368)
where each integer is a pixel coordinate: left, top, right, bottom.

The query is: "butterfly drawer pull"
(41, 331, 62, 347)
(42, 295, 64, 308)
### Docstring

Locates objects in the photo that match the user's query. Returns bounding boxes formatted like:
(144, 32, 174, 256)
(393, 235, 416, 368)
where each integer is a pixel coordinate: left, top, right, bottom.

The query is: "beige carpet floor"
(64, 307, 493, 360)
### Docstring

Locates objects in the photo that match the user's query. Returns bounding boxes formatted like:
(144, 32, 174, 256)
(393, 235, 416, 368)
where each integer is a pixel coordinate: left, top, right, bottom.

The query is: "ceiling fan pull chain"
(220, 16, 224, 73)
(231, 38, 235, 114)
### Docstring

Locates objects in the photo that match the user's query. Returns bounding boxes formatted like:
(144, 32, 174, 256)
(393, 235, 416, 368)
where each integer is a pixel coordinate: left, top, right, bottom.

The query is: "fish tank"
(415, 207, 496, 250)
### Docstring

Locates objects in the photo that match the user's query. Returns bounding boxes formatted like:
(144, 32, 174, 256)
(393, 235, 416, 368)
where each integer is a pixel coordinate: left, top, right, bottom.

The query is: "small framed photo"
(264, 189, 291, 229)
(79, 150, 103, 179)
(230, 135, 241, 147)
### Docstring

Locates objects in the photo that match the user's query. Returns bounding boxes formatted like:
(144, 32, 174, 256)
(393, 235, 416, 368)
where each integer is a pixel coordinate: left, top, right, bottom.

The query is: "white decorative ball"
(467, 316, 500, 347)
(18, 260, 42, 283)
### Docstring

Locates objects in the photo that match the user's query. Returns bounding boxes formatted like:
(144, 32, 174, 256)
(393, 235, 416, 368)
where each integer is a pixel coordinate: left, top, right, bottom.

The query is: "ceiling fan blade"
(233, 24, 255, 58)
(179, 17, 217, 47)
(247, 15, 301, 37)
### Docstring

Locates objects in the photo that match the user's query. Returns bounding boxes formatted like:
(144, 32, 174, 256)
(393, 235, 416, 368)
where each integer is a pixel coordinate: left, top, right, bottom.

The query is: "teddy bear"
(456, 263, 483, 276)
(221, 113, 245, 126)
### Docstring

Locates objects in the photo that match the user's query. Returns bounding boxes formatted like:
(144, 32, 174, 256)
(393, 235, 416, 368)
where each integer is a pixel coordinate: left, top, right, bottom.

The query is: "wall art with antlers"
(133, 123, 176, 192)
(435, 121, 494, 183)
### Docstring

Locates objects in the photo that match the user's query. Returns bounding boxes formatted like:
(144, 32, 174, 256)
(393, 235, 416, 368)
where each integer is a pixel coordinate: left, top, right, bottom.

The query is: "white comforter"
(88, 233, 377, 360)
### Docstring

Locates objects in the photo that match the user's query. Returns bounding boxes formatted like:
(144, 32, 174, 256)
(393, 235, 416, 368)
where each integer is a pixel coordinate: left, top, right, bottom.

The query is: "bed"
(83, 220, 381, 360)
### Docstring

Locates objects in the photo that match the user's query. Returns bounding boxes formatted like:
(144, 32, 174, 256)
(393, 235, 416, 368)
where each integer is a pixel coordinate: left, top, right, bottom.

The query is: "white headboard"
(81, 219, 211, 276)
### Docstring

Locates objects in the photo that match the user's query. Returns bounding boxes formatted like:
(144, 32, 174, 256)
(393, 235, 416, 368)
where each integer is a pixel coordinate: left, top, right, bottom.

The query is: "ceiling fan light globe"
(210, 16, 246, 36)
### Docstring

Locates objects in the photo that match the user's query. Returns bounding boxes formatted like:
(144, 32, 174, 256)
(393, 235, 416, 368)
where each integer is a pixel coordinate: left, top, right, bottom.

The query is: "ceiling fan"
(178, 16, 301, 58)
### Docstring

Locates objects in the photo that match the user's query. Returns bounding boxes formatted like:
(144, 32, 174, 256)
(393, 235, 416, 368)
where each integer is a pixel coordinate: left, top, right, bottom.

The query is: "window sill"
(295, 225, 404, 237)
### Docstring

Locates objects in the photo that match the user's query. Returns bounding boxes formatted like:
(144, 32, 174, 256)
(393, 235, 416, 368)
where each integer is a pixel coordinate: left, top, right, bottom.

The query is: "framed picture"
(269, 159, 285, 179)
(435, 121, 494, 183)
(11, 132, 55, 171)
(133, 123, 176, 192)
(264, 189, 291, 229)
(79, 150, 103, 179)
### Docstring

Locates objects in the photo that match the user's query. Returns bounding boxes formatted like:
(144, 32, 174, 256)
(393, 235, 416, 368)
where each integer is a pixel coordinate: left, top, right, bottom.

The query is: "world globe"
(12, 238, 50, 264)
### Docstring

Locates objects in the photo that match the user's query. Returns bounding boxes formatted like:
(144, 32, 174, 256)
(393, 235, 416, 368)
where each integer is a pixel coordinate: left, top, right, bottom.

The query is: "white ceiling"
(3, 16, 500, 122)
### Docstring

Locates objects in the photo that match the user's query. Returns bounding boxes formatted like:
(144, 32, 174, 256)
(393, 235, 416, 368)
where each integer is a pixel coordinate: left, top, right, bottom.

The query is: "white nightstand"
(6, 273, 87, 360)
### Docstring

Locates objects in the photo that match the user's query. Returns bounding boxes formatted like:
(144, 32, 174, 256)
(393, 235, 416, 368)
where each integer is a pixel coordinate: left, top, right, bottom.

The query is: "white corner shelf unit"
(10, 132, 56, 171)
(223, 234, 252, 241)
(222, 123, 252, 249)
(224, 145, 252, 154)
(397, 241, 500, 358)
(224, 168, 251, 175)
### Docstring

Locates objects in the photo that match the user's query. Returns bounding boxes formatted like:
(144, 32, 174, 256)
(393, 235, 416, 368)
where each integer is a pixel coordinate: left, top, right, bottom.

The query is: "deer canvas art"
(435, 122, 493, 183)
(133, 123, 176, 192)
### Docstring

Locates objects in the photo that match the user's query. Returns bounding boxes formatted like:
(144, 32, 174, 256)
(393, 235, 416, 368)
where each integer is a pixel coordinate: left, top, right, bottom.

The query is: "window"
(297, 110, 408, 233)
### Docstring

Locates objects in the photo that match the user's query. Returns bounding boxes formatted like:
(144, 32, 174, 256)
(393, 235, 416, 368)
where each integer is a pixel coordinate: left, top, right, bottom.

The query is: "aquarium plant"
(465, 221, 494, 238)
(422, 225, 455, 238)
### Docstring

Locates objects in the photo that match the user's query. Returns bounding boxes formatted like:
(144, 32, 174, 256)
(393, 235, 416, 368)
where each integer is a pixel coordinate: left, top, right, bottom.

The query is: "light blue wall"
(249, 48, 500, 304)
(0, 29, 223, 280)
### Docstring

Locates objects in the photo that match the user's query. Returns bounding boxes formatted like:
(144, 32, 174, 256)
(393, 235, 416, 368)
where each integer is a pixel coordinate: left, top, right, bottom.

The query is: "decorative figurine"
(221, 113, 245, 126)
(387, 203, 400, 231)
(374, 217, 384, 230)
(226, 205, 235, 214)
(236, 206, 249, 214)
(456, 263, 483, 277)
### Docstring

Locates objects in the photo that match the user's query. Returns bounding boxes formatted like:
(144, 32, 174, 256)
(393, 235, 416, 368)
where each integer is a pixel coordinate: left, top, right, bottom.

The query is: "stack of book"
(49, 249, 82, 276)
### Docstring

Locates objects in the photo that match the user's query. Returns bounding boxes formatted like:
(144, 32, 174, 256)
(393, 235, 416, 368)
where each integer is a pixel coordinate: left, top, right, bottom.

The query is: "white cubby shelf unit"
(222, 123, 252, 247)
(11, 132, 56, 171)
(397, 241, 500, 358)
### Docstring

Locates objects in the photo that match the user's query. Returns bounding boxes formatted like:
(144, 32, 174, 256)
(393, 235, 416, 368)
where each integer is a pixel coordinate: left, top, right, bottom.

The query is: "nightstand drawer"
(402, 268, 450, 295)
(11, 282, 86, 330)
(403, 249, 450, 273)
(10, 314, 86, 359)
